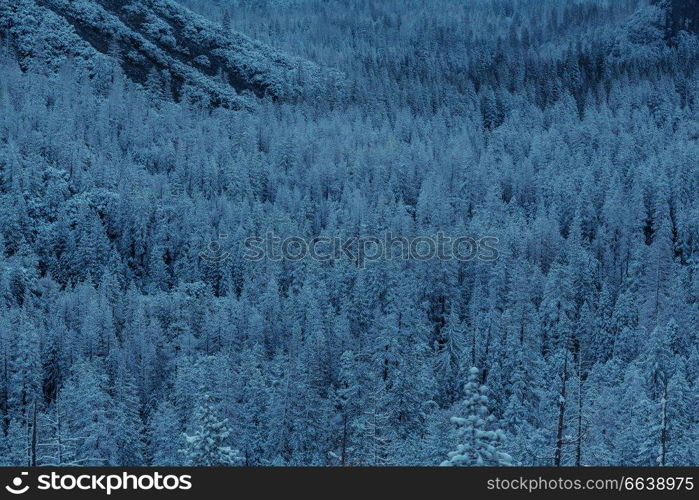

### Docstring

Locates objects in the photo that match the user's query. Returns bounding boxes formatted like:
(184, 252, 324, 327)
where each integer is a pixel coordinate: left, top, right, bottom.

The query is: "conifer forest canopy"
(0, 0, 697, 466)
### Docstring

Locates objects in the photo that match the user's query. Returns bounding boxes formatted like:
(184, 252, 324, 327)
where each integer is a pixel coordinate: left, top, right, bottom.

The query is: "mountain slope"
(653, 0, 698, 38)
(0, 0, 342, 109)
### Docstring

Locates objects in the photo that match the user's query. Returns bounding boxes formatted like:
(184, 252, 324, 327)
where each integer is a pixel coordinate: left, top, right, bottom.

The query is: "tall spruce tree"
(442, 368, 513, 466)
(181, 395, 242, 466)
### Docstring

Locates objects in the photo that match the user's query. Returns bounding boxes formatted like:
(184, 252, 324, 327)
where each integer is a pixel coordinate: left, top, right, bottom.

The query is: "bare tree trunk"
(31, 399, 37, 466)
(659, 382, 668, 466)
(554, 352, 568, 466)
(575, 355, 583, 467)
(481, 320, 492, 383)
(340, 416, 348, 466)
(56, 404, 64, 465)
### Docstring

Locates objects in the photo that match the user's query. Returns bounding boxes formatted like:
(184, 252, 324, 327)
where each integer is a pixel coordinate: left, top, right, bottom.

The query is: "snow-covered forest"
(0, 0, 697, 466)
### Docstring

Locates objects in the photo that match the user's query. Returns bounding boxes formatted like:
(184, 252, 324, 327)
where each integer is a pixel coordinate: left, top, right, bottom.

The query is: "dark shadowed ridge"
(0, 0, 343, 109)
(652, 0, 699, 39)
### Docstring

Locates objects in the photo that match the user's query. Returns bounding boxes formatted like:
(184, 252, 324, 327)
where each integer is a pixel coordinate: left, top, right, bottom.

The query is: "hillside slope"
(0, 0, 341, 109)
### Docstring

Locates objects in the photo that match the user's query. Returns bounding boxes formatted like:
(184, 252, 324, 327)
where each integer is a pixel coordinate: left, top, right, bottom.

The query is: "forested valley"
(0, 0, 697, 466)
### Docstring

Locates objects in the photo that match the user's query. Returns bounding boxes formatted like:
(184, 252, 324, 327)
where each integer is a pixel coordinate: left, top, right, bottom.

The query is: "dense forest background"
(0, 0, 698, 466)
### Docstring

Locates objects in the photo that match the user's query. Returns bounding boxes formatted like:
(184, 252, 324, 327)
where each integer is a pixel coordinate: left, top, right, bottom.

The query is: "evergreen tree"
(441, 368, 513, 466)
(148, 400, 182, 466)
(181, 395, 242, 466)
(57, 362, 115, 465)
(112, 369, 145, 466)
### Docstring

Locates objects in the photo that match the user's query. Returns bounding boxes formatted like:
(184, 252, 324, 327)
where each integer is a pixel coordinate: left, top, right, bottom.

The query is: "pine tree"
(148, 400, 182, 466)
(355, 376, 392, 466)
(332, 350, 361, 466)
(502, 349, 546, 464)
(236, 345, 268, 465)
(181, 395, 242, 466)
(616, 365, 657, 465)
(665, 363, 695, 465)
(36, 399, 82, 466)
(57, 362, 115, 465)
(434, 310, 466, 406)
(112, 370, 145, 466)
(7, 315, 40, 421)
(2, 418, 28, 466)
(441, 368, 513, 466)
